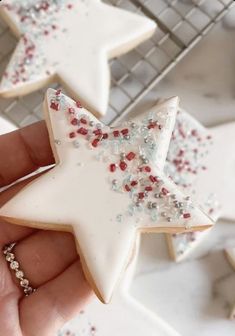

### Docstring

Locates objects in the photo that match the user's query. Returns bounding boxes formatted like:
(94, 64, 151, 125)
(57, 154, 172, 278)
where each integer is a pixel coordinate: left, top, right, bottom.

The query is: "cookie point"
(167, 96, 180, 109)
(46, 87, 57, 97)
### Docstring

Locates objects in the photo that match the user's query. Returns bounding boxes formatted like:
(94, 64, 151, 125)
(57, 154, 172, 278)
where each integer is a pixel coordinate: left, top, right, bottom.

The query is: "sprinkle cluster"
(50, 91, 194, 226)
(58, 310, 97, 336)
(171, 193, 220, 257)
(2, 36, 50, 87)
(1, 0, 72, 88)
(3, 0, 72, 35)
(165, 111, 220, 258)
(165, 110, 213, 188)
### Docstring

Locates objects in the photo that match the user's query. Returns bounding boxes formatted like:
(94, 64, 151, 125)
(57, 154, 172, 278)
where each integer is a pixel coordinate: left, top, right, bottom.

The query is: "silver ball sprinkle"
(112, 179, 118, 185)
(161, 212, 167, 217)
(54, 139, 61, 145)
(147, 202, 153, 209)
(89, 121, 95, 127)
(73, 140, 80, 148)
(167, 217, 172, 222)
(120, 152, 126, 160)
(131, 122, 136, 128)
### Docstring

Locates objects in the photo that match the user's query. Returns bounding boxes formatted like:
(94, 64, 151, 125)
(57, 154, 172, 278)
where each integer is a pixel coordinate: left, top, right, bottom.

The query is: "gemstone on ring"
(10, 261, 19, 270)
(6, 253, 15, 262)
(20, 279, 29, 287)
(3, 243, 36, 297)
(16, 270, 24, 279)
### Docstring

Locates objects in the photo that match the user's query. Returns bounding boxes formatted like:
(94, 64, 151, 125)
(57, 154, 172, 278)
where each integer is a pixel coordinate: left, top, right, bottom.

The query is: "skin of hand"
(0, 121, 93, 336)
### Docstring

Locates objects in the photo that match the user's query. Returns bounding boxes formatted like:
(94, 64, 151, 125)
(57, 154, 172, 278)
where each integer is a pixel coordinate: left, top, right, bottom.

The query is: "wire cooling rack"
(0, 0, 234, 128)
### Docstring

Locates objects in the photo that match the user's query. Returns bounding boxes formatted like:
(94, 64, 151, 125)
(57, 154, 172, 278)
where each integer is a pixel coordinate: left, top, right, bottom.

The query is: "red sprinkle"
(149, 175, 158, 183)
(126, 152, 135, 161)
(120, 161, 127, 171)
(145, 166, 151, 172)
(138, 192, 145, 200)
(113, 130, 120, 137)
(161, 187, 169, 196)
(110, 164, 116, 173)
(69, 132, 76, 139)
(80, 118, 87, 124)
(102, 133, 108, 139)
(68, 107, 75, 114)
(183, 213, 191, 219)
(71, 118, 78, 126)
(130, 180, 138, 187)
(148, 122, 156, 129)
(145, 186, 153, 192)
(121, 129, 129, 136)
(125, 184, 131, 192)
(77, 127, 88, 135)
(91, 139, 99, 148)
(93, 129, 102, 136)
(50, 101, 59, 111)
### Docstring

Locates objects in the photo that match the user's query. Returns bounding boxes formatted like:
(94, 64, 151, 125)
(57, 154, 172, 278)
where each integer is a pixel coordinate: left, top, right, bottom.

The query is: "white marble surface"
(128, 7, 235, 336)
(0, 116, 16, 134)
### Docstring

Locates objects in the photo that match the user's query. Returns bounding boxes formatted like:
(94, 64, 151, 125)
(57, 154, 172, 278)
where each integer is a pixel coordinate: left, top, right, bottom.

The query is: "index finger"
(0, 121, 55, 187)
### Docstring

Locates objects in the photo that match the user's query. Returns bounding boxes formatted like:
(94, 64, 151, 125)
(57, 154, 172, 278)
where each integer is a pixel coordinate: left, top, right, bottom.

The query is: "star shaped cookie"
(0, 0, 156, 116)
(165, 109, 235, 261)
(59, 238, 181, 336)
(0, 90, 213, 303)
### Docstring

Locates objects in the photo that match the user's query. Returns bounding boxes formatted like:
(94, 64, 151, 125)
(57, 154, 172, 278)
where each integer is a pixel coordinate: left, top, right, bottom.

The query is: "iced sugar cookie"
(0, 0, 156, 117)
(59, 238, 181, 336)
(0, 89, 213, 303)
(165, 109, 235, 261)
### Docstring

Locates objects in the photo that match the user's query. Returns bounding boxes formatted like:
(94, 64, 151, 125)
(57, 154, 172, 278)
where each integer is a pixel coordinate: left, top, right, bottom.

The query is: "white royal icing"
(0, 0, 156, 116)
(0, 89, 213, 303)
(58, 238, 181, 336)
(165, 109, 235, 261)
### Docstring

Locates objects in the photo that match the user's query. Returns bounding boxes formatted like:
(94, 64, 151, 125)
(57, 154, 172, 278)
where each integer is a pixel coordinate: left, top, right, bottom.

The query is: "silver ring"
(3, 243, 36, 296)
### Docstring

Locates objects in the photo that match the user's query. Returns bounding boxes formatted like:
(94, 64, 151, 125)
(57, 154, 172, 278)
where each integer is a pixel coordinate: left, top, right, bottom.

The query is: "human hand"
(0, 121, 93, 336)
